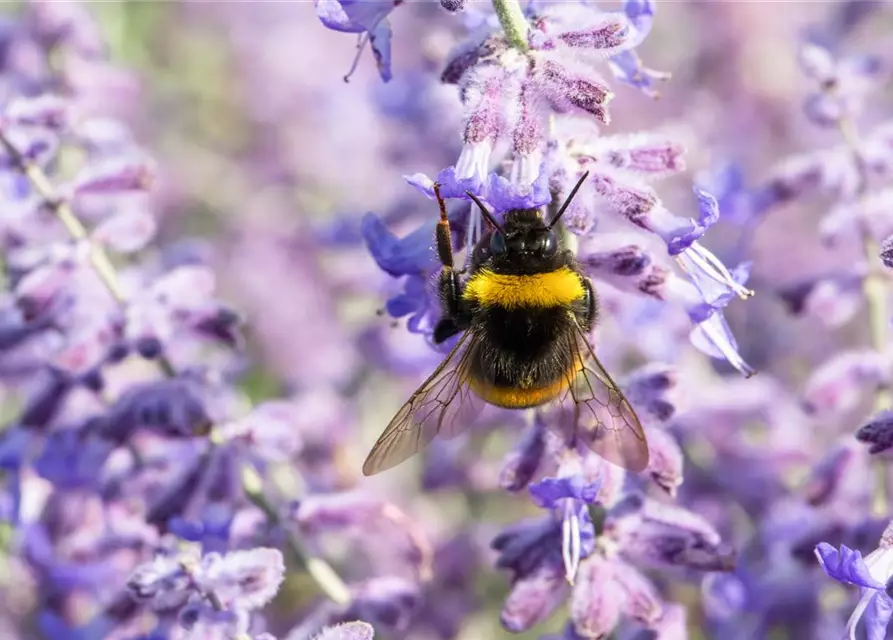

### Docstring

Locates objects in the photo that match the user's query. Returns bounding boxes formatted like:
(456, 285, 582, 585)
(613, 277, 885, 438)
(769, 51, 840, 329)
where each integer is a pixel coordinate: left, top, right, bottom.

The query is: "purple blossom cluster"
(324, 0, 757, 636)
(2, 0, 893, 639)
(0, 2, 428, 639)
(316, 0, 893, 638)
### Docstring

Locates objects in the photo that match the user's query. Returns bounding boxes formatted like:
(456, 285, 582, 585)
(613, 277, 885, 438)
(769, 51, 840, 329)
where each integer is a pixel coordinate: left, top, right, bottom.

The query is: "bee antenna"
(465, 190, 505, 234)
(549, 171, 590, 229)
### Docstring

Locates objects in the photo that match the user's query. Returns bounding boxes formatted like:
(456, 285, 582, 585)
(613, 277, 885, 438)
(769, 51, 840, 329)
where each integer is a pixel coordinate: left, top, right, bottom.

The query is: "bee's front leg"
(431, 183, 471, 344)
(433, 269, 470, 344)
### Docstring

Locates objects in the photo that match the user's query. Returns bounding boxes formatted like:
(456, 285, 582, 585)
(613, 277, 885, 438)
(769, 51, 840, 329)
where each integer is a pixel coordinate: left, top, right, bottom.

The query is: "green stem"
(492, 0, 529, 51)
(0, 131, 126, 302)
(838, 116, 890, 517)
(240, 464, 351, 605)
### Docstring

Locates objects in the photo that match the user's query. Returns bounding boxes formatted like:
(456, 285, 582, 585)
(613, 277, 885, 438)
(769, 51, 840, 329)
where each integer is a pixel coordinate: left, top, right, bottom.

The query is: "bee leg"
(434, 269, 471, 344)
(433, 317, 461, 343)
(431, 183, 472, 345)
(433, 183, 454, 270)
(579, 277, 598, 332)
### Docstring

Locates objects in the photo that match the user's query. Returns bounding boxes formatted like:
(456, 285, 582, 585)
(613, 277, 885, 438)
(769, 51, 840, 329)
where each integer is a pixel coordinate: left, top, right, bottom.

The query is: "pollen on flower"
(197, 548, 286, 611)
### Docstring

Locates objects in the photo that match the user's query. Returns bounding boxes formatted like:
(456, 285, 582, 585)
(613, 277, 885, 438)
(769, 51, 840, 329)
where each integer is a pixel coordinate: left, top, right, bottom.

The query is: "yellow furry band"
(462, 267, 586, 309)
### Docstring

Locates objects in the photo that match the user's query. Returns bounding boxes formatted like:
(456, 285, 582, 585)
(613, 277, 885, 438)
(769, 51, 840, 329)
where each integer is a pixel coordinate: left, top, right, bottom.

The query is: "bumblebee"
(362, 173, 649, 476)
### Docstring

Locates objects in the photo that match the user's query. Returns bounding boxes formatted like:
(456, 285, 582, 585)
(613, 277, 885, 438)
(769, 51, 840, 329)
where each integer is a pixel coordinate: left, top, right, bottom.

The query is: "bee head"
(502, 226, 559, 257)
(464, 194, 570, 273)
(473, 221, 562, 273)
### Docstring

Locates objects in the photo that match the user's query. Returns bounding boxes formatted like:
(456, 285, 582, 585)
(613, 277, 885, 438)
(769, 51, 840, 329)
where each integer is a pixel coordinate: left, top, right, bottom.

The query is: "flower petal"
(370, 19, 392, 82)
(815, 542, 884, 589)
(529, 476, 602, 509)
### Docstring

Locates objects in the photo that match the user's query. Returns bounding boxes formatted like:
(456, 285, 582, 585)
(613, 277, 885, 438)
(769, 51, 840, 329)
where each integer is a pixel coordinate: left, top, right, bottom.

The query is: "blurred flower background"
(1, 0, 893, 639)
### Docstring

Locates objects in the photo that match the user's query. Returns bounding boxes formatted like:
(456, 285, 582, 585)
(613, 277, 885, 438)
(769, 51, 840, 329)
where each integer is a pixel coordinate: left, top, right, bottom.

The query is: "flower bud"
(499, 418, 546, 492)
(501, 563, 566, 632)
(558, 16, 630, 52)
(571, 555, 621, 637)
(857, 410, 893, 454)
(4, 94, 69, 128)
(99, 378, 212, 443)
(881, 234, 893, 268)
(73, 155, 155, 195)
(439, 0, 466, 12)
(533, 59, 613, 124)
(316, 622, 376, 640)
(196, 548, 285, 610)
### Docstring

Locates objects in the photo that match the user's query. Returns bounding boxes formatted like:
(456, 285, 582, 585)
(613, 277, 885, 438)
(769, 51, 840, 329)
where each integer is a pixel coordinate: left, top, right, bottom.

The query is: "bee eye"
(489, 232, 506, 254)
(542, 231, 558, 255)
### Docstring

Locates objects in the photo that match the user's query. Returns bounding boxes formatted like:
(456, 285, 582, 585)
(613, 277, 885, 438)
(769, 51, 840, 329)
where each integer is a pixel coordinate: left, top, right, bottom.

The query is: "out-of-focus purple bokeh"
(1, 1, 893, 639)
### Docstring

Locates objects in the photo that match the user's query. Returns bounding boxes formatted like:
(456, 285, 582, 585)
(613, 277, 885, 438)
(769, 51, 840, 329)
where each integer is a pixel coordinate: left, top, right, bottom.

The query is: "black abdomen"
(468, 307, 575, 394)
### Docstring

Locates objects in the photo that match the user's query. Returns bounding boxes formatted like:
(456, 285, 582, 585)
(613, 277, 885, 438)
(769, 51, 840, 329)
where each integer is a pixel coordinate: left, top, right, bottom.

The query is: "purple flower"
(570, 554, 623, 637)
(90, 205, 157, 253)
(500, 417, 546, 492)
(96, 378, 212, 443)
(344, 577, 421, 631)
(127, 550, 197, 610)
(857, 411, 893, 455)
(666, 187, 719, 255)
(776, 270, 864, 328)
(802, 349, 888, 417)
(605, 496, 736, 572)
(641, 428, 684, 497)
(197, 548, 286, 610)
(797, 41, 885, 127)
(622, 363, 678, 422)
(881, 235, 893, 268)
(315, 0, 398, 34)
(217, 400, 304, 462)
(314, 0, 401, 82)
(815, 524, 893, 640)
(593, 134, 686, 177)
(360, 213, 446, 335)
(316, 622, 375, 640)
(607, 0, 669, 97)
(529, 460, 602, 583)
(33, 429, 113, 489)
(19, 367, 72, 428)
(457, 63, 515, 184)
(71, 154, 155, 195)
(531, 58, 614, 125)
(660, 268, 755, 377)
(485, 164, 551, 212)
(361, 213, 437, 277)
(802, 442, 856, 506)
(500, 563, 567, 632)
(620, 0, 655, 43)
(3, 94, 69, 128)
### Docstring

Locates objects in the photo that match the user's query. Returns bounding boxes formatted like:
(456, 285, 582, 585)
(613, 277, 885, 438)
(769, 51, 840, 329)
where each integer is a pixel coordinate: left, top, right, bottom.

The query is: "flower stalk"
(0, 130, 125, 302)
(838, 114, 891, 517)
(240, 464, 351, 605)
(492, 0, 529, 51)
(0, 128, 351, 606)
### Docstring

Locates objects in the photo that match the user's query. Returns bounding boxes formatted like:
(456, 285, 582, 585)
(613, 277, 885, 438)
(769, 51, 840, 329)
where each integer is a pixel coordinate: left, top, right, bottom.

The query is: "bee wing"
(558, 319, 650, 473)
(362, 331, 484, 476)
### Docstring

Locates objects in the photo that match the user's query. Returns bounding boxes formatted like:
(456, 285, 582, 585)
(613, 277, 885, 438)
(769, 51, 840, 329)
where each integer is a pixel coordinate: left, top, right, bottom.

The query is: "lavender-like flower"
(7, 0, 893, 638)
(314, 0, 401, 82)
(816, 521, 893, 639)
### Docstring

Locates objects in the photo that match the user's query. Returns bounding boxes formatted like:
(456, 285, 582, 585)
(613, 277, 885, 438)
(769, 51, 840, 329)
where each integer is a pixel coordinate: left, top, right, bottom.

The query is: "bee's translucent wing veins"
(558, 319, 650, 473)
(362, 331, 483, 476)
